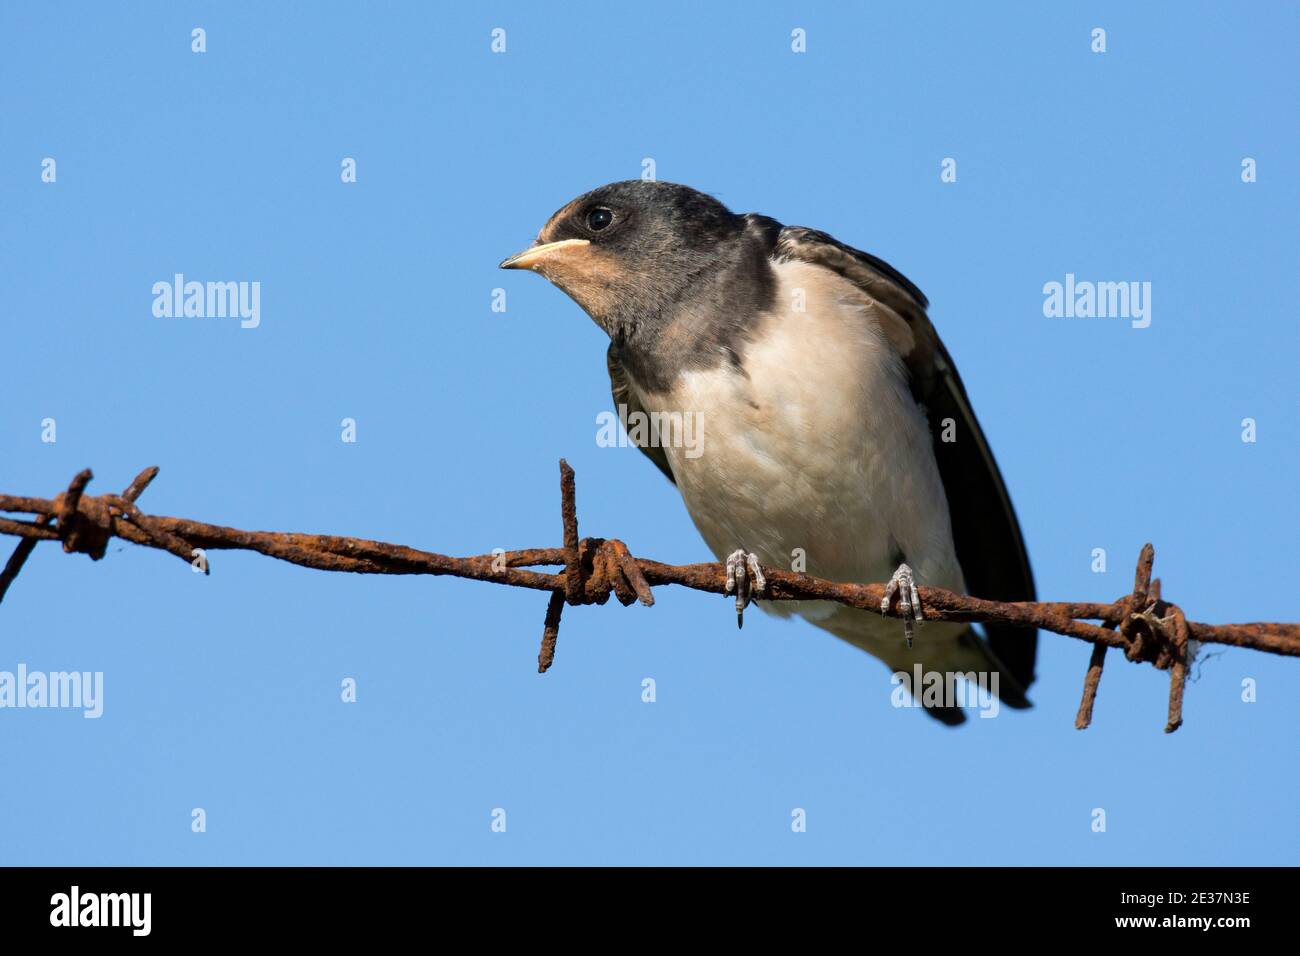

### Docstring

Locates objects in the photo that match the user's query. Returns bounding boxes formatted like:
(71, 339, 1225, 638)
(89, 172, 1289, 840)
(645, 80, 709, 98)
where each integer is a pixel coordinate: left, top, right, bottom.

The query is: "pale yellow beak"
(498, 237, 591, 270)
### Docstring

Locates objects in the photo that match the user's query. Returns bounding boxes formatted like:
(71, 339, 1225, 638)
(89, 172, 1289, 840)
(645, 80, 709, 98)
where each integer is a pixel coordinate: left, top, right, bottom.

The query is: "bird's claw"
(881, 562, 924, 648)
(724, 549, 766, 628)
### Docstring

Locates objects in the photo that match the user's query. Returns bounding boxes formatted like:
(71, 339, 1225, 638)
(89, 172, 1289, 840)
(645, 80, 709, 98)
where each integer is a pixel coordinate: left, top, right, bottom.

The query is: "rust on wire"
(1074, 640, 1109, 731)
(2, 463, 1297, 733)
(1076, 548, 1159, 730)
(538, 460, 661, 668)
(537, 590, 565, 674)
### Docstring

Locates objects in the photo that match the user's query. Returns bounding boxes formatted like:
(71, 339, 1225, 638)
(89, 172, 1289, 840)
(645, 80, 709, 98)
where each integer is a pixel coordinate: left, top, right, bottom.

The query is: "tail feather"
(810, 606, 1033, 726)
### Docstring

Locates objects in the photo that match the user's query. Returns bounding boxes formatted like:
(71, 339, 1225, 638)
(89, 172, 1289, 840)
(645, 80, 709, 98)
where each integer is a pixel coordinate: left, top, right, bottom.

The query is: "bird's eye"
(586, 207, 614, 232)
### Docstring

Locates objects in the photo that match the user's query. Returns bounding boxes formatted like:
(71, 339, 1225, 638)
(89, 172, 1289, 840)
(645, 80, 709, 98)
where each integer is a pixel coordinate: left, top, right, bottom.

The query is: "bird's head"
(499, 180, 745, 340)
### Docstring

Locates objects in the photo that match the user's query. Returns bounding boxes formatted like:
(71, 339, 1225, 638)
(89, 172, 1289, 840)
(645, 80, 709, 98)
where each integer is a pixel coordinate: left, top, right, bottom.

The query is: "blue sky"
(1, 2, 1296, 865)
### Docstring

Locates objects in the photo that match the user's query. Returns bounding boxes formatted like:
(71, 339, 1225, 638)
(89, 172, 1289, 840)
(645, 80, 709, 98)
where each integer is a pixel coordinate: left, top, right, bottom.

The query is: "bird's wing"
(774, 226, 1039, 691)
(607, 344, 676, 485)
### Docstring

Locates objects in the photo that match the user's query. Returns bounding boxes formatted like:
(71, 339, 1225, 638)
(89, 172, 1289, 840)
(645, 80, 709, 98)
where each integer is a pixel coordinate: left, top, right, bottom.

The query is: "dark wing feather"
(607, 345, 676, 485)
(775, 227, 1039, 692)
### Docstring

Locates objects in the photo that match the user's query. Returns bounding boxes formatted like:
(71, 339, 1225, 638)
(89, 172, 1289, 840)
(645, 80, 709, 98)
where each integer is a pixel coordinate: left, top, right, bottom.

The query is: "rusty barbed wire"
(1, 462, 1296, 733)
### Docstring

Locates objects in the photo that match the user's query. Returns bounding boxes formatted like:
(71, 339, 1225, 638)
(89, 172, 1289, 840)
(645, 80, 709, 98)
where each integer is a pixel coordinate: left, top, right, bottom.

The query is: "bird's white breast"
(634, 259, 965, 614)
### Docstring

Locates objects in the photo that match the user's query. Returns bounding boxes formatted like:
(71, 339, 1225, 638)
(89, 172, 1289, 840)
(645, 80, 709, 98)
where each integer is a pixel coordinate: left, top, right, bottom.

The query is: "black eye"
(586, 207, 613, 232)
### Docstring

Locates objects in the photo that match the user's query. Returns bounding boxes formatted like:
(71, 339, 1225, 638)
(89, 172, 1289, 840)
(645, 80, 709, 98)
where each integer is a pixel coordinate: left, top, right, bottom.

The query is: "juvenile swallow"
(501, 181, 1037, 723)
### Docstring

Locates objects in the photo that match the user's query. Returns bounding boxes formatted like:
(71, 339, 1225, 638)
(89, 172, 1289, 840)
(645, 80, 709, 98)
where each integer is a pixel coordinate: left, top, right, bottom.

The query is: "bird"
(499, 180, 1037, 724)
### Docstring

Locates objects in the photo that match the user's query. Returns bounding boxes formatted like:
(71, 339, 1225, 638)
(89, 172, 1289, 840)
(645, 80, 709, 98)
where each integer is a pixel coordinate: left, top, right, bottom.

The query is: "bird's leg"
(724, 549, 766, 629)
(881, 562, 924, 648)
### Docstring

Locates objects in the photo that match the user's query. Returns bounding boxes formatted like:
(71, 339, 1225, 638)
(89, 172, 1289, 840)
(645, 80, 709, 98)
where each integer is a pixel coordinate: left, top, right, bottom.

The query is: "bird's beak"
(498, 238, 591, 270)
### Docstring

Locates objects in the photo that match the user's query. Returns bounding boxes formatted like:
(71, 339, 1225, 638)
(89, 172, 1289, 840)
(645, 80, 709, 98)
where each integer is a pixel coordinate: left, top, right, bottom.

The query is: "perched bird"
(500, 181, 1037, 723)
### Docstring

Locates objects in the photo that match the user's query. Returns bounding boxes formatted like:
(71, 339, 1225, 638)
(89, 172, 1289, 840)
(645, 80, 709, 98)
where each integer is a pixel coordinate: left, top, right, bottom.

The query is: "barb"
(2, 463, 1296, 732)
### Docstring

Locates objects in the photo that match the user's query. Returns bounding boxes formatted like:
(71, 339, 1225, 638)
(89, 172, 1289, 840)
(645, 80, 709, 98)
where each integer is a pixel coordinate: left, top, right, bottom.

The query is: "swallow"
(501, 181, 1037, 723)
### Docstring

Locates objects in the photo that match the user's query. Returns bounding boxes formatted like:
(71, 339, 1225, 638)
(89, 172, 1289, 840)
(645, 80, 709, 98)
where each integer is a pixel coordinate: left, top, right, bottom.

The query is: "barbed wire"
(2, 462, 1295, 733)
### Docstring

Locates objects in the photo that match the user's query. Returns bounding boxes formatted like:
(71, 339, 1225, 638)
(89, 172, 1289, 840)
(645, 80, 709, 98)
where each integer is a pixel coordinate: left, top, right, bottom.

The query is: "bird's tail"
(811, 606, 1034, 726)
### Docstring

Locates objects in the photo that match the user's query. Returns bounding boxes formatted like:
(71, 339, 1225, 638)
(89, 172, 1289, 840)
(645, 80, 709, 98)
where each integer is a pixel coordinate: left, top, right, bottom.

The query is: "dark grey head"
(500, 181, 775, 349)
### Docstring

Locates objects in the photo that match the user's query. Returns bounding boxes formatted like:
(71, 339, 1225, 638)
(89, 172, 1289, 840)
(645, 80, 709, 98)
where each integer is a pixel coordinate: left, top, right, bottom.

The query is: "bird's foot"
(724, 549, 766, 629)
(881, 562, 924, 648)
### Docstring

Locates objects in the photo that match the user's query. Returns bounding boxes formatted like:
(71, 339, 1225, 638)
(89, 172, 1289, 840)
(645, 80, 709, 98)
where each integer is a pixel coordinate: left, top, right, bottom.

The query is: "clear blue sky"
(1, 2, 1296, 865)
